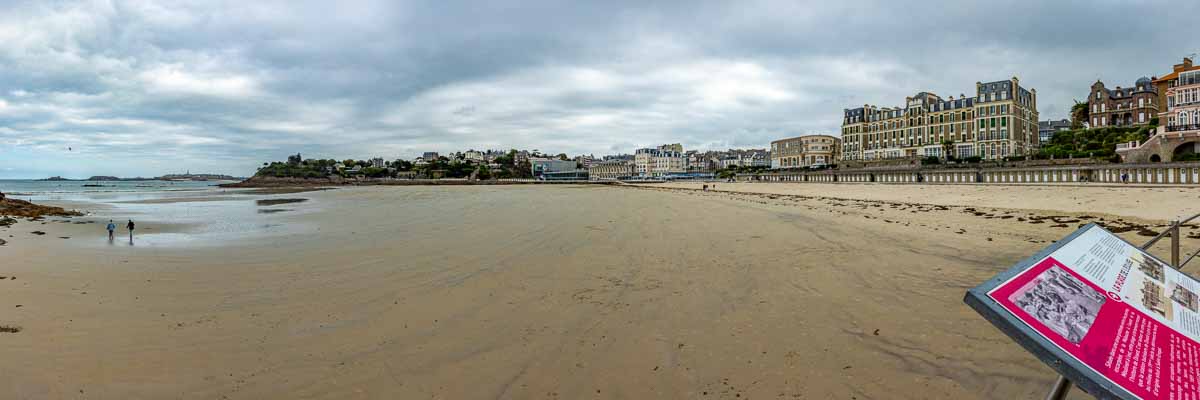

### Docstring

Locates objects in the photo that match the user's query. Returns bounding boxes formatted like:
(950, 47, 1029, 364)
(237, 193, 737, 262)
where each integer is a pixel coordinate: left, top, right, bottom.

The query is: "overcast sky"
(0, 0, 1195, 178)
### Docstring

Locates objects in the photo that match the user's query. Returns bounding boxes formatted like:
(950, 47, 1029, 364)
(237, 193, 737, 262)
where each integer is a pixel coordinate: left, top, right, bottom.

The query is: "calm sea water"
(0, 179, 230, 201)
(0, 179, 311, 247)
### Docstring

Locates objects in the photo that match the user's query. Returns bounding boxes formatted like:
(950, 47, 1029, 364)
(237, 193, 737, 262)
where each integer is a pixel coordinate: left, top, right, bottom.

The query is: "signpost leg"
(1171, 219, 1181, 268)
(1045, 376, 1072, 400)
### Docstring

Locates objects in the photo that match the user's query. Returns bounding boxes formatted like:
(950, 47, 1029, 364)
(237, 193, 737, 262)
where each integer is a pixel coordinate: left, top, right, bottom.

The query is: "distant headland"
(37, 173, 244, 182)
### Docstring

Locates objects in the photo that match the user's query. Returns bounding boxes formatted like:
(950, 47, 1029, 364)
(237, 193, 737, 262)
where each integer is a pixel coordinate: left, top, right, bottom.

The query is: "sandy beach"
(3, 183, 1198, 399)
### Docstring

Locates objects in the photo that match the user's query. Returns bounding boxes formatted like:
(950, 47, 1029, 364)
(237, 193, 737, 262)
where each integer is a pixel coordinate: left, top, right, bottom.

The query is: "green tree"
(1070, 100, 1089, 130)
(941, 139, 955, 161)
(514, 160, 533, 179)
(388, 160, 414, 171)
(476, 166, 493, 180)
(495, 153, 514, 168)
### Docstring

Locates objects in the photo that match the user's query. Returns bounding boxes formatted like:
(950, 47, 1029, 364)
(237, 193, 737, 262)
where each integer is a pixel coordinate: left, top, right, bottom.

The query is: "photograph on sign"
(983, 225, 1200, 399)
(1007, 266, 1105, 344)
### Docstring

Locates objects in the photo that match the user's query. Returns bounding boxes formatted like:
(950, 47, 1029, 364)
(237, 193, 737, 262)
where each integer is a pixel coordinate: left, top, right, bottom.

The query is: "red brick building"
(1088, 78, 1159, 127)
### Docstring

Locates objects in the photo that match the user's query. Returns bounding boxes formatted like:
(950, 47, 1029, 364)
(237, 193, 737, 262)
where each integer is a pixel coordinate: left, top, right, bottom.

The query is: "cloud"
(0, 0, 1195, 178)
(138, 64, 261, 97)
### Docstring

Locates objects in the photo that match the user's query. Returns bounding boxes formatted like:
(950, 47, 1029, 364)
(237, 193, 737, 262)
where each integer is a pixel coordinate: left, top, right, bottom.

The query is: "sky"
(0, 0, 1196, 178)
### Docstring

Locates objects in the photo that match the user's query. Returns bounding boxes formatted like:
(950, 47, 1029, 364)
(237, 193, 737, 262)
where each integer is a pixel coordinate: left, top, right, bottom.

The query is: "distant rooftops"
(1039, 119, 1071, 129)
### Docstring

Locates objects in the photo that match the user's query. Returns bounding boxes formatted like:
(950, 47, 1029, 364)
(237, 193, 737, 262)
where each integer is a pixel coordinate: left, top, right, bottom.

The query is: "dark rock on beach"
(0, 191, 83, 222)
(256, 198, 308, 206)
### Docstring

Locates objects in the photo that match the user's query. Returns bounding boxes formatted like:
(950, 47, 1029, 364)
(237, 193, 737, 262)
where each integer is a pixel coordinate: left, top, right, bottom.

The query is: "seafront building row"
(620, 144, 769, 179)
(394, 57, 1200, 182)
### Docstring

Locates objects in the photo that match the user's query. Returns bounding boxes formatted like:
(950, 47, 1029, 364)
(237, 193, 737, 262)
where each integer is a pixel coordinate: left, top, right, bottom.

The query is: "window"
(1001, 117, 1007, 127)
(1139, 98, 1144, 107)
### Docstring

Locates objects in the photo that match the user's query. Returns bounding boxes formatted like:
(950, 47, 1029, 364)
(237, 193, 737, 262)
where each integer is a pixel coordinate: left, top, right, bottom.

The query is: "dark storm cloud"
(0, 0, 1195, 177)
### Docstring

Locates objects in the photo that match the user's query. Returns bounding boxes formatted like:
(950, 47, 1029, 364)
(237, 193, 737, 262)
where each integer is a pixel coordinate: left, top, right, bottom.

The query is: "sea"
(0, 179, 227, 202)
(0, 179, 318, 247)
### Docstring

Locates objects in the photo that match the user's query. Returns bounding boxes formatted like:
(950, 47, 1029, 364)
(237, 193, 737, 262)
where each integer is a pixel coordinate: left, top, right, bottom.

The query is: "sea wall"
(742, 162, 1200, 185)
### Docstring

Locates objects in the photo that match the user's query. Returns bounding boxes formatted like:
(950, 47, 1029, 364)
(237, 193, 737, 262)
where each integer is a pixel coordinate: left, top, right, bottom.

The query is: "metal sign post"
(1045, 376, 1072, 400)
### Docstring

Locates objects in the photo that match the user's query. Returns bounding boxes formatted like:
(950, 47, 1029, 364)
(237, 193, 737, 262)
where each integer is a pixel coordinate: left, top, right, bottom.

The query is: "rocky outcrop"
(0, 193, 83, 219)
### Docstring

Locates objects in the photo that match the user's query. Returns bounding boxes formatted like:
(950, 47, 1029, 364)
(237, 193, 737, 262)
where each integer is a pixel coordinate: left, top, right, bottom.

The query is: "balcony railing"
(1167, 124, 1200, 132)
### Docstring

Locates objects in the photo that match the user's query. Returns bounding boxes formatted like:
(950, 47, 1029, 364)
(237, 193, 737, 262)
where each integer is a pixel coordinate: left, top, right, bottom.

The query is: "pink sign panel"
(987, 226, 1200, 399)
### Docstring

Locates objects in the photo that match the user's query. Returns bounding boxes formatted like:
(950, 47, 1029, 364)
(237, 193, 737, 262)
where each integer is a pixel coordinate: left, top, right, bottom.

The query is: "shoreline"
(218, 176, 614, 188)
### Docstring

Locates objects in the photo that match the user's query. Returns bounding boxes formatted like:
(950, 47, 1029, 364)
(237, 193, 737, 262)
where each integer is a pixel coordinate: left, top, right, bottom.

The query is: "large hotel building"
(841, 77, 1039, 161)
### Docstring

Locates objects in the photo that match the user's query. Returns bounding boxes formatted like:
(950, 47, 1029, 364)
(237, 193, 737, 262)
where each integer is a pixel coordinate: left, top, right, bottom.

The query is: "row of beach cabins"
(744, 162, 1200, 185)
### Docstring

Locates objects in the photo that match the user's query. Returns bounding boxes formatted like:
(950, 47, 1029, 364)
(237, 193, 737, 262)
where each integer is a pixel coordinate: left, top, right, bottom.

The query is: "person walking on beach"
(106, 220, 116, 241)
(126, 219, 135, 243)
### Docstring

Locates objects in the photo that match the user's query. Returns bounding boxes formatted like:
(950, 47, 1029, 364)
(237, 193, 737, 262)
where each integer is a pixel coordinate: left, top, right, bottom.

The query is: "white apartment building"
(634, 146, 686, 177)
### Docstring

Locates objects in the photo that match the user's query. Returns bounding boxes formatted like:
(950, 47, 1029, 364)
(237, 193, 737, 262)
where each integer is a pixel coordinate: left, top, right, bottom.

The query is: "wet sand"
(4, 184, 1195, 399)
